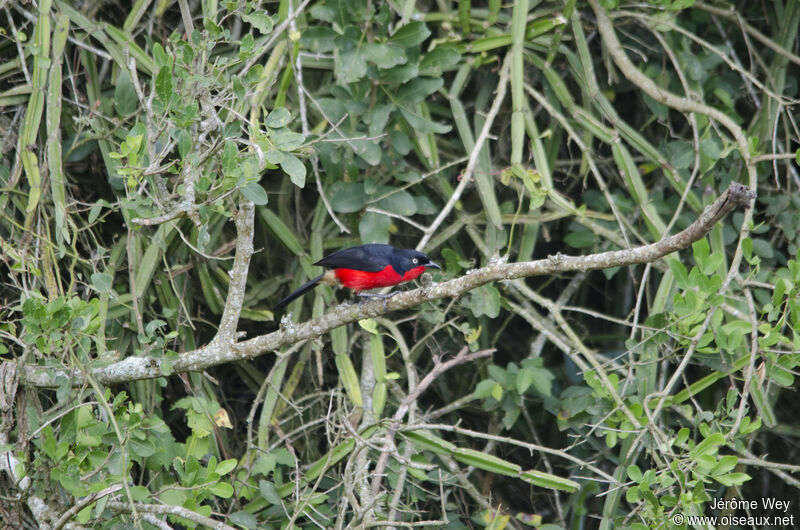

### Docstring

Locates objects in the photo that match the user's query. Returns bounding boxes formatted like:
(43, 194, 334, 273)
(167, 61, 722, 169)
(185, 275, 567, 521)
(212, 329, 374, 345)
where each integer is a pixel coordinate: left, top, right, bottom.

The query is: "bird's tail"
(274, 273, 325, 311)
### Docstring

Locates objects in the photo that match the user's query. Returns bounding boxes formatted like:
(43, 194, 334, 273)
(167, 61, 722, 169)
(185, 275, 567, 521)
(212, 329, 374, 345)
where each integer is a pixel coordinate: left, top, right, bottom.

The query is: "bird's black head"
(392, 248, 440, 276)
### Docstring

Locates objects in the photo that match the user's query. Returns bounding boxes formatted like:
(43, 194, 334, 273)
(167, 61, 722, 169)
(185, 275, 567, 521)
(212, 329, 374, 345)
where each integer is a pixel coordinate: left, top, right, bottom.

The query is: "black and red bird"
(274, 244, 440, 310)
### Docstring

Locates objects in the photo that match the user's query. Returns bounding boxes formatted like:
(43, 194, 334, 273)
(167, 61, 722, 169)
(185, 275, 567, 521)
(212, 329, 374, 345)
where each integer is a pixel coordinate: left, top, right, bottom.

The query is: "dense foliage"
(1, 0, 799, 528)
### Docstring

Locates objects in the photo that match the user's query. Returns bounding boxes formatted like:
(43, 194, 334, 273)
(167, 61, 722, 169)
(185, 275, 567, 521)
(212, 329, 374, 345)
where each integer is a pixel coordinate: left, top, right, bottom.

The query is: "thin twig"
(371, 347, 496, 494)
(416, 56, 511, 251)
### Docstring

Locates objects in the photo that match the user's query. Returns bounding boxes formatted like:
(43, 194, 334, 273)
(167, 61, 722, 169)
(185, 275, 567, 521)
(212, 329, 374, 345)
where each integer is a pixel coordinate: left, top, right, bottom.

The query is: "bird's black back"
(314, 244, 396, 272)
(315, 244, 434, 277)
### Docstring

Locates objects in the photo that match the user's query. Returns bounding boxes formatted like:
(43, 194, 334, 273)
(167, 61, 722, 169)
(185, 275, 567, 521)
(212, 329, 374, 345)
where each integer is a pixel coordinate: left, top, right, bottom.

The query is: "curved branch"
(19, 183, 754, 388)
(587, 0, 753, 170)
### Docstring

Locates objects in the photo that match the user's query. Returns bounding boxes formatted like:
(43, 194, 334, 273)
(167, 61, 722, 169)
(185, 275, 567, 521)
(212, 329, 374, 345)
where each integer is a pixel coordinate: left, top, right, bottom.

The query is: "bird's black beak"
(426, 261, 441, 270)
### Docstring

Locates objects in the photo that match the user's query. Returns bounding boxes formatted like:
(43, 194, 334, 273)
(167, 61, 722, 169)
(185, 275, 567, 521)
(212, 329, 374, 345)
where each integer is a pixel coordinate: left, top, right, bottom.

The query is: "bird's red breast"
(334, 265, 427, 292)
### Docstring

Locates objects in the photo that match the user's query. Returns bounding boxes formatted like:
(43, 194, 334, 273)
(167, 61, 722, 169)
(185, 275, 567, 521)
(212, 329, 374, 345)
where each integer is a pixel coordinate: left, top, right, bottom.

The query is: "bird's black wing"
(315, 244, 395, 272)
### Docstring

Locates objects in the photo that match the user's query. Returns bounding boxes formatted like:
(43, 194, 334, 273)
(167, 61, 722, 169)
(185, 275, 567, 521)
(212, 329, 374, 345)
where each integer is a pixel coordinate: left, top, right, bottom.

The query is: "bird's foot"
(357, 291, 398, 310)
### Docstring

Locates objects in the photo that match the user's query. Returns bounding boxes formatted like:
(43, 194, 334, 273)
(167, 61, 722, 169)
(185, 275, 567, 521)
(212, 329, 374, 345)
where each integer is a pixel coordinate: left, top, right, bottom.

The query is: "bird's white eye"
(412, 258, 419, 264)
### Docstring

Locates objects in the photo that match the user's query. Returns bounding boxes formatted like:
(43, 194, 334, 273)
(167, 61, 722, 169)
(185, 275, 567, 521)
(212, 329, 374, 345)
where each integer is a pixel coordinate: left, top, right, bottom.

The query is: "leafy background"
(1, 0, 799, 528)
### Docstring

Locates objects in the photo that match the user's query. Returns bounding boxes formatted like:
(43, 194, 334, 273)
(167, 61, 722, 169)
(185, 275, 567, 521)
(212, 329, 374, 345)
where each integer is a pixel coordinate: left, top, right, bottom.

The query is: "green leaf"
(129, 437, 156, 457)
(229, 511, 258, 529)
(91, 272, 113, 293)
(627, 464, 643, 482)
(402, 429, 457, 455)
(273, 447, 296, 466)
(750, 238, 774, 259)
(397, 78, 444, 105)
(155, 66, 172, 104)
(523, 364, 554, 396)
(242, 182, 268, 205)
(114, 71, 137, 116)
(335, 353, 363, 407)
(368, 104, 394, 138)
(668, 258, 689, 290)
(362, 43, 406, 69)
(233, 76, 245, 101)
(273, 130, 305, 151)
(453, 447, 521, 477)
(692, 238, 709, 267)
(130, 485, 150, 501)
(690, 432, 725, 458)
(700, 136, 721, 160)
(265, 149, 284, 165)
(221, 141, 238, 175)
(252, 454, 277, 476)
(330, 182, 367, 213)
(767, 364, 794, 387)
(351, 139, 382, 165)
(714, 472, 751, 487)
(398, 107, 450, 134)
(474, 379, 496, 399)
(265, 107, 291, 128)
(152, 42, 168, 68)
(280, 154, 306, 188)
(666, 141, 693, 170)
(177, 130, 192, 159)
(701, 252, 723, 276)
(216, 458, 238, 475)
(563, 230, 594, 249)
(161, 488, 187, 505)
(301, 26, 338, 53)
(358, 318, 379, 334)
(721, 320, 752, 335)
(520, 469, 580, 492)
(380, 64, 419, 84)
(626, 485, 640, 503)
(209, 481, 234, 498)
(339, 48, 367, 83)
(710, 455, 738, 476)
(490, 382, 503, 402)
(239, 33, 254, 55)
(389, 21, 431, 48)
(243, 12, 275, 34)
(468, 285, 501, 318)
(419, 47, 462, 74)
(88, 200, 108, 224)
(259, 480, 282, 504)
(376, 190, 417, 216)
(605, 430, 617, 448)
(516, 369, 534, 395)
(359, 211, 391, 244)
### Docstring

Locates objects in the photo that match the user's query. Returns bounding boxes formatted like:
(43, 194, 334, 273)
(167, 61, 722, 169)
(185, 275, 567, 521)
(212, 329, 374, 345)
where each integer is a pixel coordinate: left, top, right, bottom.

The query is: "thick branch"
(19, 183, 753, 388)
(216, 200, 254, 342)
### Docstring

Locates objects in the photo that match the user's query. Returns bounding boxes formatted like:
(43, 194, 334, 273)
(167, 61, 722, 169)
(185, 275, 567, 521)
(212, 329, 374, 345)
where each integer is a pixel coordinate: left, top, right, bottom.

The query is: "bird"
(274, 244, 440, 311)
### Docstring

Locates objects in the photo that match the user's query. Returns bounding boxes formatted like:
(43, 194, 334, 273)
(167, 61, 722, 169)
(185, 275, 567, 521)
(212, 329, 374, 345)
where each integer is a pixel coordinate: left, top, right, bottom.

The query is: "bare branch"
(106, 501, 237, 530)
(371, 347, 496, 494)
(19, 183, 754, 388)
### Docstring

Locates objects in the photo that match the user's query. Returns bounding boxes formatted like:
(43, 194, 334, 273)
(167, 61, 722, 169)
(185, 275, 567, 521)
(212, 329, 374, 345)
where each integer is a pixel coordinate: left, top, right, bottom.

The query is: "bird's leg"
(357, 291, 399, 310)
